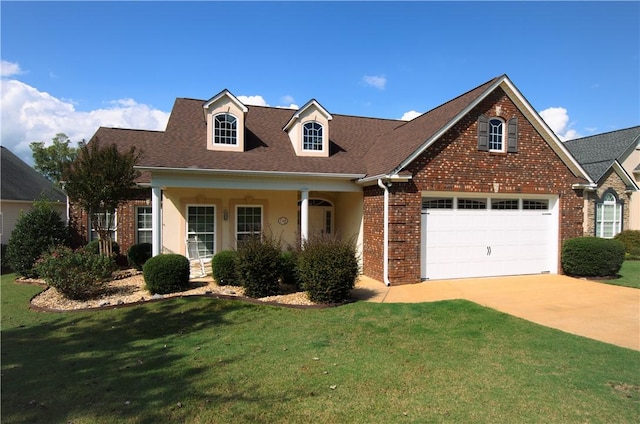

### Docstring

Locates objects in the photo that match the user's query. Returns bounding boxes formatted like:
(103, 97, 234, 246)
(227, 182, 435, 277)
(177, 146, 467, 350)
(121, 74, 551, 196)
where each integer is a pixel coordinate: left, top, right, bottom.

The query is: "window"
(236, 206, 262, 244)
(422, 198, 453, 209)
(596, 193, 622, 238)
(489, 118, 504, 151)
(458, 199, 487, 209)
(523, 200, 549, 210)
(213, 113, 237, 145)
(491, 199, 519, 210)
(90, 210, 117, 241)
(136, 206, 152, 244)
(303, 122, 323, 151)
(187, 206, 215, 258)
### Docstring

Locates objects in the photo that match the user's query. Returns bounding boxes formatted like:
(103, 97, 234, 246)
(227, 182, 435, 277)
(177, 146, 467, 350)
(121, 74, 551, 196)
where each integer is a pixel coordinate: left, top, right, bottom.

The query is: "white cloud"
(237, 95, 268, 107)
(1, 79, 170, 165)
(1, 60, 22, 77)
(400, 110, 421, 121)
(362, 75, 387, 90)
(539, 106, 581, 141)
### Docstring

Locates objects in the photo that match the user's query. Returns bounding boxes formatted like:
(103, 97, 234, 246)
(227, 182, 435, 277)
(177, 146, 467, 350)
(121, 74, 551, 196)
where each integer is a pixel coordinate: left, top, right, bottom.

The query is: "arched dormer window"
(214, 113, 237, 145)
(595, 191, 622, 238)
(303, 122, 323, 151)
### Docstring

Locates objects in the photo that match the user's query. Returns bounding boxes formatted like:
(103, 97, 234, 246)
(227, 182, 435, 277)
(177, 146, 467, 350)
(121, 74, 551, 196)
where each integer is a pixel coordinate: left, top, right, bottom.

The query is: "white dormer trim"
(283, 99, 333, 157)
(203, 89, 248, 153)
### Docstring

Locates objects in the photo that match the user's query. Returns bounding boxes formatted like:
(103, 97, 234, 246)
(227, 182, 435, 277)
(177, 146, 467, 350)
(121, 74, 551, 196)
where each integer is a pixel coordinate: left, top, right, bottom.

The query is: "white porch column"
(300, 189, 309, 246)
(151, 186, 162, 256)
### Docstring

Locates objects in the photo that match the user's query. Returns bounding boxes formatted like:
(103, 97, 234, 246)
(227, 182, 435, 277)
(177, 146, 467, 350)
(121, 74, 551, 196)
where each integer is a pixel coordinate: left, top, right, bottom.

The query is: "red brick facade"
(363, 88, 585, 285)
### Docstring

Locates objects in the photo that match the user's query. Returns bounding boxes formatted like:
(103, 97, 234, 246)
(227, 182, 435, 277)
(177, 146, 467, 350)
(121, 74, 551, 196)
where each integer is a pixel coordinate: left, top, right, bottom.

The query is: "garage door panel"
(423, 197, 556, 280)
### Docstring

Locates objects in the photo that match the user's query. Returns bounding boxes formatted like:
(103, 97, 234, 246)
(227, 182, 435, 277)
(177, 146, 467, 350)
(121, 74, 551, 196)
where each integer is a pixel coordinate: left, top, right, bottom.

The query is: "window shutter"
(477, 115, 489, 151)
(507, 117, 518, 153)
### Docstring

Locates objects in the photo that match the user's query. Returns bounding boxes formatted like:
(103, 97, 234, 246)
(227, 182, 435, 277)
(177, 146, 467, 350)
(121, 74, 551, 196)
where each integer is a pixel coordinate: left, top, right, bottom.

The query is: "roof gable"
(0, 146, 67, 203)
(283, 99, 333, 132)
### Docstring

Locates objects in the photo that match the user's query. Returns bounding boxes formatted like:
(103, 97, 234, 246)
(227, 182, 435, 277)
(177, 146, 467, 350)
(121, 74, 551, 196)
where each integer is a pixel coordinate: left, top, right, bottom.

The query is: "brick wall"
(366, 87, 585, 285)
(584, 169, 632, 236)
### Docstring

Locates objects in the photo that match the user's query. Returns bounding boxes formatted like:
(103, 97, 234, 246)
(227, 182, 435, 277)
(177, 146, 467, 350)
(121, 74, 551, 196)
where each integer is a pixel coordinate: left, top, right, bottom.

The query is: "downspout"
(377, 179, 391, 286)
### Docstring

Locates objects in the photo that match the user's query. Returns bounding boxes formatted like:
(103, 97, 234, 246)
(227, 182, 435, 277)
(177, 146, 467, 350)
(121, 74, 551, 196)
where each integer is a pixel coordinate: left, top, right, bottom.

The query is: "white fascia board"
(283, 99, 333, 132)
(137, 166, 364, 193)
(612, 160, 640, 190)
(498, 78, 593, 184)
(203, 89, 249, 113)
(357, 173, 413, 186)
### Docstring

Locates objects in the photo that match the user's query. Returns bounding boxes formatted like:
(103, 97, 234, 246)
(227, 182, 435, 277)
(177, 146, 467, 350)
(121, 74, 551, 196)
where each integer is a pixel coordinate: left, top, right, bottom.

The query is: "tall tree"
(62, 138, 141, 256)
(30, 133, 81, 185)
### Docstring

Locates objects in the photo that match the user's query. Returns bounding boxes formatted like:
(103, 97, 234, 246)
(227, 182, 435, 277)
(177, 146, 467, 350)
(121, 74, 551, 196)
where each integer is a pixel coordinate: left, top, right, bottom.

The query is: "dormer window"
(303, 122, 324, 151)
(488, 118, 504, 151)
(214, 113, 238, 145)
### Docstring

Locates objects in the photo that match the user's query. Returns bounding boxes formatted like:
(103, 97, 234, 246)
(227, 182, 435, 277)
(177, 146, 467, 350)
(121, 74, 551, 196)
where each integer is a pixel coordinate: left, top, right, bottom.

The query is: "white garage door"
(420, 195, 558, 280)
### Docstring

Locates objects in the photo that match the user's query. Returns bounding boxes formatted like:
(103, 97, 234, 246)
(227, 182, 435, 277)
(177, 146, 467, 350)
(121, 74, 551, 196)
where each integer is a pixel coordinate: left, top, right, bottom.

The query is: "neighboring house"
(74, 75, 595, 284)
(0, 146, 67, 245)
(564, 126, 640, 238)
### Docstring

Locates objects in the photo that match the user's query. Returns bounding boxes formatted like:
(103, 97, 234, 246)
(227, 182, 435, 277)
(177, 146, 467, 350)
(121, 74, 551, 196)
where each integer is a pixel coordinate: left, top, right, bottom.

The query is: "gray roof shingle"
(564, 126, 640, 182)
(1, 146, 67, 203)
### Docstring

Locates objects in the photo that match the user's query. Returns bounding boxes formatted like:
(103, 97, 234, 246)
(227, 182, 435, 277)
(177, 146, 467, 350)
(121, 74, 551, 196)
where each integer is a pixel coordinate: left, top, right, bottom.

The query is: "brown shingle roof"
(87, 76, 506, 179)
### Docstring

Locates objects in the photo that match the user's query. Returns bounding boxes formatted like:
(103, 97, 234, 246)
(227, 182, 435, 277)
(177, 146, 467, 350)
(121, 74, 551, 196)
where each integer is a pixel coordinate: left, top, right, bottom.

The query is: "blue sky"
(2, 1, 639, 165)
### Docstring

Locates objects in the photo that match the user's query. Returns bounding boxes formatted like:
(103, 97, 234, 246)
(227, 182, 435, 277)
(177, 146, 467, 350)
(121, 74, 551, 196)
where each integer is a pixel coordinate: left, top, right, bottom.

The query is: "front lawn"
(2, 273, 639, 423)
(602, 260, 640, 289)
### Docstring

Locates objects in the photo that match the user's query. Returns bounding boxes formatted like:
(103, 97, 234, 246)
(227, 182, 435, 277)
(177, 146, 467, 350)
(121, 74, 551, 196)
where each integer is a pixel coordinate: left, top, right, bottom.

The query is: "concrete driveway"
(352, 274, 640, 351)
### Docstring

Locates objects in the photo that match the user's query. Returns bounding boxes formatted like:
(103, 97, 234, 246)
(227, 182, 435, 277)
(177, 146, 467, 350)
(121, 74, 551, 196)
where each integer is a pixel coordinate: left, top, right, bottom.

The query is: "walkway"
(352, 274, 640, 351)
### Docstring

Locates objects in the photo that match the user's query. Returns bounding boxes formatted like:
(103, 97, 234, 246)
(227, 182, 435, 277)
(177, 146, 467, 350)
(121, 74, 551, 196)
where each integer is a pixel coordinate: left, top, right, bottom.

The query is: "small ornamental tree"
(62, 138, 141, 256)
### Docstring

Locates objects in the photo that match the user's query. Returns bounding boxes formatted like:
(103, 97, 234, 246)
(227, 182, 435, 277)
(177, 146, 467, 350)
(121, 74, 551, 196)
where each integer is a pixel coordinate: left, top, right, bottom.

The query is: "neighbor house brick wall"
(583, 169, 631, 236)
(377, 87, 585, 285)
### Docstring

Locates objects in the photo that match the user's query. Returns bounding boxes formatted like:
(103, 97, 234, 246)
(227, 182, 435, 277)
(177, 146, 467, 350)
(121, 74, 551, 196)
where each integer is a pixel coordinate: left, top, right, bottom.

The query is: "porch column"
(152, 186, 162, 256)
(300, 189, 309, 246)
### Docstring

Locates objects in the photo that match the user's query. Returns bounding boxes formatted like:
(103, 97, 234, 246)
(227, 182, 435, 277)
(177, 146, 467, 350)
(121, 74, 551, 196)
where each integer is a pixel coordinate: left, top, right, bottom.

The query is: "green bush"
(236, 235, 281, 298)
(85, 239, 120, 256)
(298, 234, 359, 304)
(36, 246, 116, 300)
(127, 243, 152, 270)
(614, 230, 640, 260)
(6, 200, 69, 278)
(280, 250, 302, 290)
(1, 244, 12, 274)
(561, 237, 625, 277)
(143, 254, 190, 294)
(212, 250, 239, 286)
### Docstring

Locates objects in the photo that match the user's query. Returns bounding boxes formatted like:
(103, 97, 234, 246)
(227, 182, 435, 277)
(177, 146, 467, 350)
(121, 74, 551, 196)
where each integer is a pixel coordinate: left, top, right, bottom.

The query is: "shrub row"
(613, 230, 640, 260)
(561, 236, 625, 277)
(143, 254, 190, 295)
(210, 234, 359, 304)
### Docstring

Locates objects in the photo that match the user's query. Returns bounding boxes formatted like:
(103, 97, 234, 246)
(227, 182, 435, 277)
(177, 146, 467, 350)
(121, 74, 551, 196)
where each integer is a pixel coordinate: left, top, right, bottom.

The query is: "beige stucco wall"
(160, 188, 364, 259)
(621, 146, 640, 230)
(205, 97, 246, 153)
(287, 105, 331, 157)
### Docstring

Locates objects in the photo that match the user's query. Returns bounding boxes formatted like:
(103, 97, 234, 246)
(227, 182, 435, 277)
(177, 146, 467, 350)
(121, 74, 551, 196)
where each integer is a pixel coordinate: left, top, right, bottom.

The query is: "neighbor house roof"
(1, 146, 67, 203)
(564, 126, 640, 183)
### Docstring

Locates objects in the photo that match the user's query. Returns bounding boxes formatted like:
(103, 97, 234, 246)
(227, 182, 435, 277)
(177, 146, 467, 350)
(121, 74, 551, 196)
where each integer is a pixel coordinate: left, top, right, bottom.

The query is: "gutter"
(377, 179, 391, 286)
(134, 165, 365, 180)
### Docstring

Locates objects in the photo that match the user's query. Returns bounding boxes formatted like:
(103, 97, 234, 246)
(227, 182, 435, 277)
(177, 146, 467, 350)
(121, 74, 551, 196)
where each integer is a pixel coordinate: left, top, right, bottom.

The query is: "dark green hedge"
(127, 243, 152, 271)
(212, 250, 239, 286)
(236, 236, 281, 298)
(614, 230, 640, 259)
(561, 237, 625, 277)
(143, 254, 190, 294)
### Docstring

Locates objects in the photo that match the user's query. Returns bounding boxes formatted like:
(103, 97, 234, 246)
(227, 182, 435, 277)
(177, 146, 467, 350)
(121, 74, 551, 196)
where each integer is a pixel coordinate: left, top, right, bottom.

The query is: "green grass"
(2, 274, 639, 423)
(601, 260, 640, 289)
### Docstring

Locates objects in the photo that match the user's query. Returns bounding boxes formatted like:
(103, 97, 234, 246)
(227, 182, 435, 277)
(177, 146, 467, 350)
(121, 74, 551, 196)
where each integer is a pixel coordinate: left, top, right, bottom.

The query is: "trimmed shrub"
(1, 244, 12, 274)
(614, 230, 640, 260)
(236, 235, 281, 298)
(280, 250, 302, 290)
(298, 234, 359, 304)
(561, 237, 625, 277)
(6, 200, 69, 278)
(212, 250, 239, 286)
(85, 239, 120, 256)
(36, 246, 116, 300)
(127, 243, 152, 270)
(143, 254, 190, 294)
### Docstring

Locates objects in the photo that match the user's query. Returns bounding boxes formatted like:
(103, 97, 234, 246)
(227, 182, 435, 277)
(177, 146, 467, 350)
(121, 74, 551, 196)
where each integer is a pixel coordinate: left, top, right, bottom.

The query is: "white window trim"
(136, 206, 153, 244)
(488, 117, 505, 152)
(302, 121, 324, 152)
(596, 193, 622, 238)
(213, 112, 238, 146)
(235, 205, 263, 247)
(186, 204, 216, 258)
